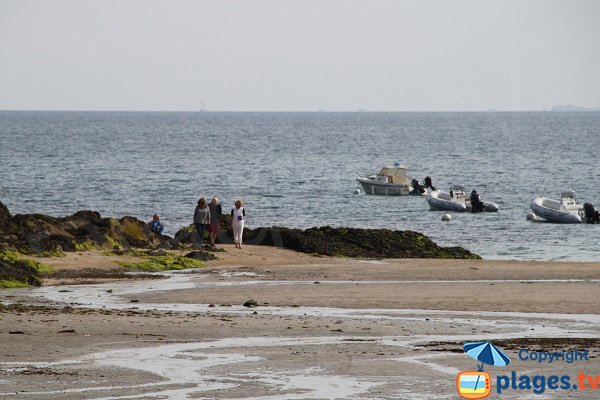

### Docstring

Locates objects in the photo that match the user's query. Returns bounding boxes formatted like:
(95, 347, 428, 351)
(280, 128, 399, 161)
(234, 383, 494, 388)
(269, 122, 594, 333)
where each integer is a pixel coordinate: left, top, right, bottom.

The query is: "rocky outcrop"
(175, 214, 480, 259)
(0, 201, 170, 254)
(242, 226, 480, 259)
(0, 200, 479, 259)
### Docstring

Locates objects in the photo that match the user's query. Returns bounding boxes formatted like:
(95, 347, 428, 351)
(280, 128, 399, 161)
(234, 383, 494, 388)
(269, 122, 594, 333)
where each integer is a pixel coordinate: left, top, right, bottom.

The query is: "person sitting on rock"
(470, 190, 484, 213)
(150, 214, 165, 235)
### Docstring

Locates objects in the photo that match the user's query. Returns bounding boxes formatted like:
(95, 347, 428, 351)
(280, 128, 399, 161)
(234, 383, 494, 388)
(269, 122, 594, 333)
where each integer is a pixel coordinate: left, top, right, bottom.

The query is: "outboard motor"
(411, 178, 420, 190)
(424, 176, 435, 191)
(411, 178, 425, 194)
(470, 190, 484, 213)
(583, 203, 600, 224)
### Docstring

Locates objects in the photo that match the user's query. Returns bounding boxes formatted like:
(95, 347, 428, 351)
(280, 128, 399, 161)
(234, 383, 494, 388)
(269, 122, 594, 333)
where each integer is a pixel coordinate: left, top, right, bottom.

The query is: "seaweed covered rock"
(175, 217, 479, 259)
(0, 201, 11, 222)
(0, 201, 172, 254)
(184, 250, 218, 261)
(0, 260, 41, 287)
(0, 251, 43, 287)
(265, 226, 480, 259)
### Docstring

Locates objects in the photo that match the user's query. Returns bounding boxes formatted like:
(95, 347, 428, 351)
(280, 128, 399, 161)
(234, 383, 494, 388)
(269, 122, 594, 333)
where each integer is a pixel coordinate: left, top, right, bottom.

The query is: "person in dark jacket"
(208, 196, 222, 246)
(193, 197, 211, 248)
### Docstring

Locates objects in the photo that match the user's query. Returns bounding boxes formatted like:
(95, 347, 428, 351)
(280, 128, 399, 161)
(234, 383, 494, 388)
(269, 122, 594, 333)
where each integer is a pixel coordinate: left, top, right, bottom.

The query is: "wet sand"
(1, 246, 599, 399)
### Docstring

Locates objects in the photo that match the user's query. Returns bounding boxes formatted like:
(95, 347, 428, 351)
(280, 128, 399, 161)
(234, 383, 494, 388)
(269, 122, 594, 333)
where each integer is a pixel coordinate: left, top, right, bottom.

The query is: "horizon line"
(1, 108, 598, 113)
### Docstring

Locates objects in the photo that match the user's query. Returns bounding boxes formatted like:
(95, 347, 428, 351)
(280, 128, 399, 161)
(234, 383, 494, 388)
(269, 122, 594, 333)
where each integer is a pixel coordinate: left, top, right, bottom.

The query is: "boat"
(357, 163, 424, 196)
(426, 185, 499, 212)
(529, 191, 586, 223)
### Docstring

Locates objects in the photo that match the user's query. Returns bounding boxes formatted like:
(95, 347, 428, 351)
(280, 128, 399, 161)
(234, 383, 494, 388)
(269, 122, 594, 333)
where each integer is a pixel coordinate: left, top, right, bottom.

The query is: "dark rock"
(0, 200, 478, 259)
(0, 201, 11, 222)
(0, 259, 41, 286)
(0, 201, 172, 254)
(9, 331, 25, 334)
(184, 251, 217, 261)
(57, 329, 76, 333)
(169, 222, 480, 259)
(243, 299, 259, 308)
(230, 226, 480, 259)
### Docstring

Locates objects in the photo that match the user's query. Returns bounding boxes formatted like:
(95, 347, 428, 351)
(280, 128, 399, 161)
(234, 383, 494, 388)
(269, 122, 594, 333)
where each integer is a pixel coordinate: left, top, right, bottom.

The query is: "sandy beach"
(1, 246, 599, 399)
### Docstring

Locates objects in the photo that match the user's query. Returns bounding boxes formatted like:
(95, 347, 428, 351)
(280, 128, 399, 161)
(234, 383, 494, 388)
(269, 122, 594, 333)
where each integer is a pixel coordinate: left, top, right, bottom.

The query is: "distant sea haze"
(1, 110, 600, 261)
(550, 104, 600, 112)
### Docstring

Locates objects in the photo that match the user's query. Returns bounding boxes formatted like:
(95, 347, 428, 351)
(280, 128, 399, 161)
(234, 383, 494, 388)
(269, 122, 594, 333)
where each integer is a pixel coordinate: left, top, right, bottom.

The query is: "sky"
(1, 0, 599, 112)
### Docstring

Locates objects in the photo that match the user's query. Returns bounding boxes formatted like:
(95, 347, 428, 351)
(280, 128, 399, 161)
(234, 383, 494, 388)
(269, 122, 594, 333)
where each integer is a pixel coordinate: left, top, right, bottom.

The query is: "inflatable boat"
(426, 185, 499, 213)
(529, 191, 585, 223)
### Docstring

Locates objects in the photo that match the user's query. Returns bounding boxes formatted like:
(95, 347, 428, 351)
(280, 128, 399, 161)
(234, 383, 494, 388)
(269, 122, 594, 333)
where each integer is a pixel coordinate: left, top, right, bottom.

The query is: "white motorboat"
(530, 191, 585, 223)
(426, 185, 499, 213)
(357, 163, 424, 196)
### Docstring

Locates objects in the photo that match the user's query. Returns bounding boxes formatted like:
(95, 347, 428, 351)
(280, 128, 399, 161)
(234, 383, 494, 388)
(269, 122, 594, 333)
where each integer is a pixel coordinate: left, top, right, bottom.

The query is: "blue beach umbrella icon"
(464, 341, 511, 371)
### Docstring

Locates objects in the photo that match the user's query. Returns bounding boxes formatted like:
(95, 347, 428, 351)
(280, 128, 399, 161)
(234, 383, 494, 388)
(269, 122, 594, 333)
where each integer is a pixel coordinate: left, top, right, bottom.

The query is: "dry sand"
(1, 245, 599, 399)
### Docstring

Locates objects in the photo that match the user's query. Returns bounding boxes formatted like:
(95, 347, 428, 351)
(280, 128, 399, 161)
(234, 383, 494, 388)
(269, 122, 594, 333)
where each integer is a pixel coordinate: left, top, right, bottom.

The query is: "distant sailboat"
(199, 100, 207, 112)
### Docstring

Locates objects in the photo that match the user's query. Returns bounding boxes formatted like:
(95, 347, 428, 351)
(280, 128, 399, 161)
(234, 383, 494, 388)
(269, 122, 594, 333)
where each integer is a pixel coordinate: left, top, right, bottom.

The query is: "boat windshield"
(378, 166, 407, 176)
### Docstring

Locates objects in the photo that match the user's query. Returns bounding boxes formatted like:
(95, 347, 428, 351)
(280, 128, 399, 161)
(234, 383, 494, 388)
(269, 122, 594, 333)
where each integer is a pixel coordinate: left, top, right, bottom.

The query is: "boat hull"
(357, 178, 411, 196)
(427, 191, 467, 212)
(426, 190, 499, 212)
(530, 198, 582, 223)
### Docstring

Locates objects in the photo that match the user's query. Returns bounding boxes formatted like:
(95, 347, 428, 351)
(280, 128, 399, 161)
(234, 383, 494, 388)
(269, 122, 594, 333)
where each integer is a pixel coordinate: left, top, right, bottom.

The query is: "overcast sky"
(1, 0, 599, 111)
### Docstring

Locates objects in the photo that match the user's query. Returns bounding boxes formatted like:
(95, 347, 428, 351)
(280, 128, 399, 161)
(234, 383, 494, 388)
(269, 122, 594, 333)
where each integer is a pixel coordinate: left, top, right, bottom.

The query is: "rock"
(0, 200, 479, 259)
(176, 222, 479, 259)
(0, 201, 11, 222)
(146, 249, 167, 257)
(0, 200, 172, 254)
(0, 259, 42, 286)
(243, 299, 259, 307)
(184, 250, 217, 261)
(237, 226, 480, 259)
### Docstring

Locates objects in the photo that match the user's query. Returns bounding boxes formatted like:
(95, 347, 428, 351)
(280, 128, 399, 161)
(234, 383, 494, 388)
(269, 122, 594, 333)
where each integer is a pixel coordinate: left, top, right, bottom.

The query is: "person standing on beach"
(193, 197, 211, 248)
(208, 196, 222, 246)
(231, 199, 245, 249)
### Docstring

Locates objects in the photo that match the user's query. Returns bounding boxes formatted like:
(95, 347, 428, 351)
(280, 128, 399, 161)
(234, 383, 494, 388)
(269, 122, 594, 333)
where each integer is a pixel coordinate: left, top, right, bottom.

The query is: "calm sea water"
(1, 111, 600, 261)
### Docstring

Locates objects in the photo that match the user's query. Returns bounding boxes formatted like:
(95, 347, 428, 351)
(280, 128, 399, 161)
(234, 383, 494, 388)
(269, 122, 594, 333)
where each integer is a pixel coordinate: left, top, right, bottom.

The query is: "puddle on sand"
(0, 337, 386, 400)
(19, 270, 600, 334)
(1, 270, 599, 399)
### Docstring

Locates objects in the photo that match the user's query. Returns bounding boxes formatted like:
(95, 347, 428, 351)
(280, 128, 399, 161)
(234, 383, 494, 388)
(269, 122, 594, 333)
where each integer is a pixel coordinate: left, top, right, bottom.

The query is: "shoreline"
(1, 245, 599, 398)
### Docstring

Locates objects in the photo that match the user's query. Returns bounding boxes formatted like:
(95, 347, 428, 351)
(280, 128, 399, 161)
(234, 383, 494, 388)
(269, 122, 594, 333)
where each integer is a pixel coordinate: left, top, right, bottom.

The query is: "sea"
(1, 111, 600, 261)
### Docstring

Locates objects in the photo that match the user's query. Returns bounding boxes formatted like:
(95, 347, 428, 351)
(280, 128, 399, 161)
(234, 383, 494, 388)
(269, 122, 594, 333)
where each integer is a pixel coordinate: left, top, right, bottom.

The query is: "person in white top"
(231, 199, 245, 249)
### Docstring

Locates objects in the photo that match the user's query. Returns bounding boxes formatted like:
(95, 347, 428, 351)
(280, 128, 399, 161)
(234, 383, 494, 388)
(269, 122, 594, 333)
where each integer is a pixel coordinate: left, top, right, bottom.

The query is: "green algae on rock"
(119, 254, 206, 271)
(0, 201, 171, 254)
(0, 250, 55, 288)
